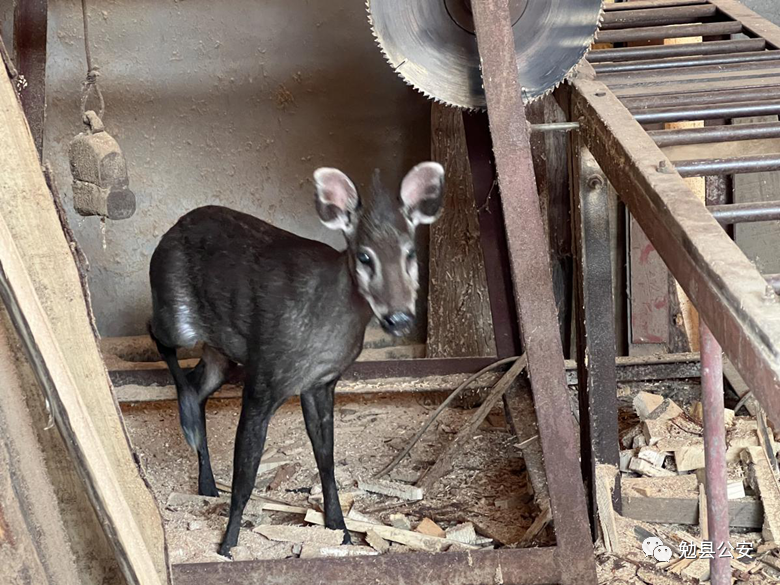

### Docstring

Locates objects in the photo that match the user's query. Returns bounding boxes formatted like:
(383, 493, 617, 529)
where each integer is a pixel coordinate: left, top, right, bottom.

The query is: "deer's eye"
(407, 249, 417, 261)
(357, 252, 372, 266)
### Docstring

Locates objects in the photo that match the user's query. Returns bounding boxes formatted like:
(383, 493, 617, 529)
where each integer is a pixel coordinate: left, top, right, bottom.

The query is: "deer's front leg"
(301, 379, 350, 544)
(219, 381, 281, 557)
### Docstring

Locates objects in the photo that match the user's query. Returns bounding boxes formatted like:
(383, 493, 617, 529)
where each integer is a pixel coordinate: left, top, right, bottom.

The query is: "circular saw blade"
(368, 0, 604, 109)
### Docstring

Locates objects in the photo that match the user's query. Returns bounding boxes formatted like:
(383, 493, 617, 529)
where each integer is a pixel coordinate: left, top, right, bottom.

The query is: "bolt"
(657, 160, 672, 174)
(587, 175, 603, 190)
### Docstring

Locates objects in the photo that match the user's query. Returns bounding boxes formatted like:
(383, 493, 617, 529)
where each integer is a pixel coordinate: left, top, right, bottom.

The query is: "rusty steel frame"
(13, 0, 48, 158)
(470, 0, 596, 582)
(572, 30, 780, 438)
(571, 144, 621, 532)
(173, 548, 561, 585)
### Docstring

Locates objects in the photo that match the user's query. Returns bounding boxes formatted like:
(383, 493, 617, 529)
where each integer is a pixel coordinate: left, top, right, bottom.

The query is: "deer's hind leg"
(186, 345, 230, 497)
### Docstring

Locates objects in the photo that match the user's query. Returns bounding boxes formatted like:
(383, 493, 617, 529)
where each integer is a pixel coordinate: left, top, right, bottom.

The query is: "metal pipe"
(699, 321, 731, 585)
(674, 154, 780, 178)
(597, 21, 742, 44)
(649, 122, 780, 147)
(709, 201, 780, 224)
(634, 101, 780, 124)
(601, 5, 717, 30)
(588, 39, 766, 64)
(604, 0, 706, 10)
(623, 85, 780, 110)
(530, 122, 580, 133)
(593, 50, 780, 74)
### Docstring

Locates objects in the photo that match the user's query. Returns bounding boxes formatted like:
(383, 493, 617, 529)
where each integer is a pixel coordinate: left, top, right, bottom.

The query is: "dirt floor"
(123, 391, 539, 564)
(121, 380, 780, 582)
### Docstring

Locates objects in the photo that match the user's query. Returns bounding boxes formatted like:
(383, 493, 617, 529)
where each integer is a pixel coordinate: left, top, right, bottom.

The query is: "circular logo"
(642, 536, 664, 557)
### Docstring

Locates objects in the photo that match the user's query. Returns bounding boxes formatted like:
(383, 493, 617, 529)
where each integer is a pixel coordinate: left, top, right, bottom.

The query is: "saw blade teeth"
(368, 0, 604, 110)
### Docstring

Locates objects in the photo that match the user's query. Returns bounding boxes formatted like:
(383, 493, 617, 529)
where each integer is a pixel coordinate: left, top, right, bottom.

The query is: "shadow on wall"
(42, 0, 431, 338)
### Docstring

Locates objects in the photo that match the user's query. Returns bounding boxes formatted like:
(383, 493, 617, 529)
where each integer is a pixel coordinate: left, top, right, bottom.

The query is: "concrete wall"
(744, 0, 780, 24)
(38, 0, 430, 337)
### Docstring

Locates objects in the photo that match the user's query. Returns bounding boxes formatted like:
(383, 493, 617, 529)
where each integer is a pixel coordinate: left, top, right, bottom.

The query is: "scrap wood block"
(741, 446, 780, 542)
(638, 446, 668, 468)
(619, 449, 635, 472)
(253, 524, 344, 546)
(365, 529, 390, 553)
(416, 518, 445, 539)
(444, 522, 477, 545)
(347, 508, 380, 525)
(595, 465, 620, 554)
(358, 479, 423, 501)
(634, 391, 664, 420)
(689, 401, 734, 427)
(629, 457, 676, 477)
(644, 419, 699, 449)
(675, 419, 779, 471)
(621, 425, 644, 449)
(388, 513, 412, 531)
(304, 509, 480, 553)
(299, 545, 378, 559)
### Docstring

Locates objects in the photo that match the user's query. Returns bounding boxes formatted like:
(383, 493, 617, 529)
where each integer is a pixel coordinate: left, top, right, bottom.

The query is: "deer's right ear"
(314, 168, 360, 234)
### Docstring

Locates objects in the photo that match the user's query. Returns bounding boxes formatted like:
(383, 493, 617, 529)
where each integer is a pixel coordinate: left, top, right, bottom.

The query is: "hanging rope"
(80, 0, 104, 121)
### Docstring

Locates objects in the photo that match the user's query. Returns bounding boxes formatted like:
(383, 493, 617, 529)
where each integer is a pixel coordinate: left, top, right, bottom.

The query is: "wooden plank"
(0, 322, 83, 585)
(428, 103, 495, 358)
(0, 307, 126, 584)
(621, 495, 763, 529)
(0, 70, 169, 584)
(304, 509, 480, 553)
(742, 446, 780, 541)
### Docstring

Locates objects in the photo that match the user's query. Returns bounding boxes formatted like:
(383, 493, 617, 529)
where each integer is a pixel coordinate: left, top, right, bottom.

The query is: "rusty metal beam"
(571, 63, 780, 427)
(471, 0, 596, 581)
(13, 0, 48, 158)
(674, 153, 780, 177)
(571, 144, 621, 532)
(593, 50, 780, 75)
(650, 121, 780, 147)
(587, 39, 766, 64)
(601, 5, 717, 30)
(172, 548, 560, 585)
(596, 21, 742, 45)
(603, 0, 706, 10)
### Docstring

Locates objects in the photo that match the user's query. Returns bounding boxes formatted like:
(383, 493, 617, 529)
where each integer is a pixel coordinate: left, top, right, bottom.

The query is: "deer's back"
(150, 206, 370, 388)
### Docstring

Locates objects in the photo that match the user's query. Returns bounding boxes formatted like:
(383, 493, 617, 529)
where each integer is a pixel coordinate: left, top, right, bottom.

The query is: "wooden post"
(428, 103, 496, 358)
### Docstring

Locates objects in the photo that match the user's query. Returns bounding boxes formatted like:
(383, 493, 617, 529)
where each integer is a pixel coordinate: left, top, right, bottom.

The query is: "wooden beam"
(0, 321, 83, 585)
(0, 68, 169, 583)
(428, 103, 496, 358)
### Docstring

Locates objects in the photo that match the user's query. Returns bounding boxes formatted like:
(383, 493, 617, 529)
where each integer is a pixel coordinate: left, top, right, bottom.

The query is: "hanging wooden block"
(68, 111, 136, 220)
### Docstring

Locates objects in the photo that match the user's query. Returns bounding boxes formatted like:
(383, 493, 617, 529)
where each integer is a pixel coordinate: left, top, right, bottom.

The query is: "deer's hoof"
(341, 530, 352, 546)
(218, 542, 234, 559)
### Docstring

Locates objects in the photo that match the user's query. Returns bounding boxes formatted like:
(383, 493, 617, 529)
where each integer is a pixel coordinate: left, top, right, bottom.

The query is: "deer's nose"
(382, 312, 414, 336)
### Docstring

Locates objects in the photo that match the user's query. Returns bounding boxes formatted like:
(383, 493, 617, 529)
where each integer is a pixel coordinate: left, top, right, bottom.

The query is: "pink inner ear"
(315, 168, 357, 212)
(401, 162, 444, 207)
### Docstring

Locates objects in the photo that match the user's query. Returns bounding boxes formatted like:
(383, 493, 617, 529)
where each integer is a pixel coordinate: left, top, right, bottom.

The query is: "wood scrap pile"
(612, 391, 780, 582)
(165, 476, 498, 562)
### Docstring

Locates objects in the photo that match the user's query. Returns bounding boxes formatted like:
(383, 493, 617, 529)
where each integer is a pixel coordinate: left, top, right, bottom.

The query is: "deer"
(148, 162, 444, 556)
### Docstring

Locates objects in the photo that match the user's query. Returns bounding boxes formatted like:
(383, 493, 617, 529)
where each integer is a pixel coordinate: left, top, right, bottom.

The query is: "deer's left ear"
(400, 162, 444, 226)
